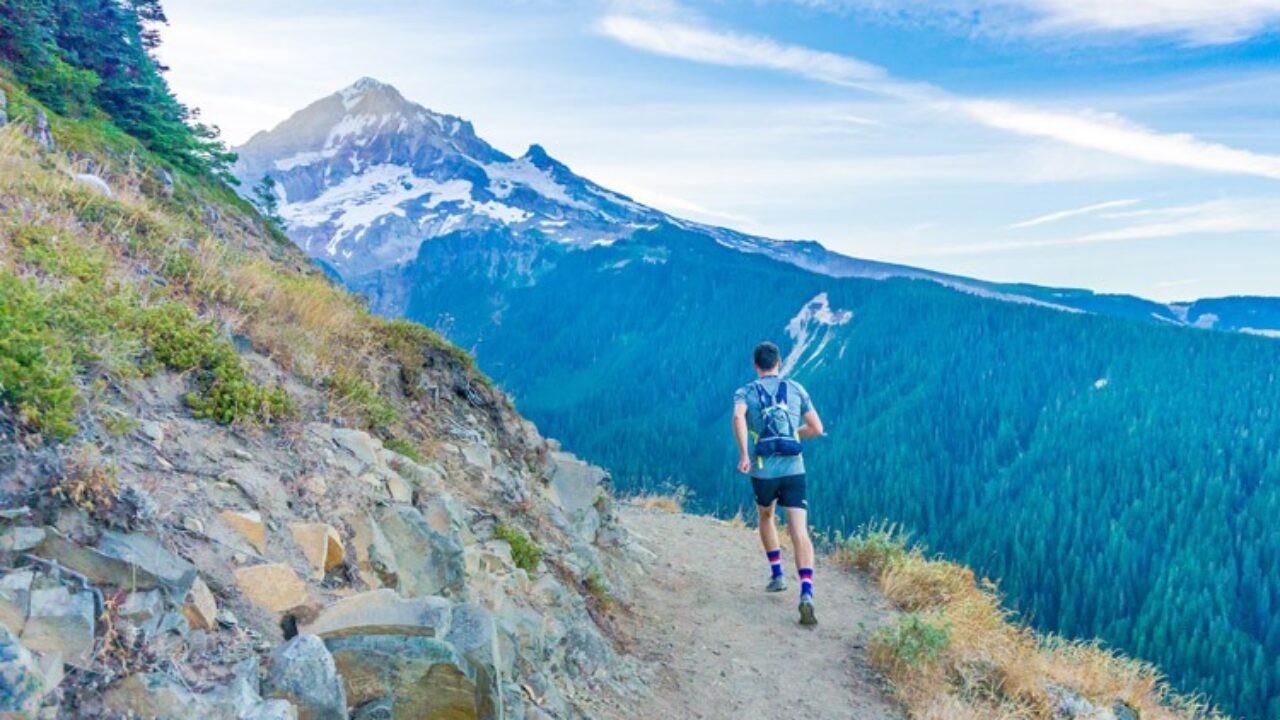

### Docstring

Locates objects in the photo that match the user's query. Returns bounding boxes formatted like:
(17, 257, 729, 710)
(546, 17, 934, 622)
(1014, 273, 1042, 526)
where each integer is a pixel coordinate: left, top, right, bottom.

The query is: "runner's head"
(753, 341, 781, 375)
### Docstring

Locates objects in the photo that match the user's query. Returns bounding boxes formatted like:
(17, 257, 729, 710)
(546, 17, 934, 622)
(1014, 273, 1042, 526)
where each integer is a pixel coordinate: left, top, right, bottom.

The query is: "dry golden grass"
(0, 100, 480, 441)
(631, 492, 685, 513)
(840, 524, 1226, 720)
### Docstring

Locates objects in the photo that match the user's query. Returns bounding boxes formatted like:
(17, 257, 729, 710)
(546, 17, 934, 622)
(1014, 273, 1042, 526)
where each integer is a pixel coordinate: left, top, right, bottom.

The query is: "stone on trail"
(0, 525, 45, 553)
(235, 564, 309, 613)
(0, 624, 47, 715)
(0, 570, 34, 634)
(21, 586, 96, 668)
(184, 576, 219, 631)
(221, 509, 269, 554)
(289, 523, 345, 579)
(263, 634, 347, 720)
(544, 452, 608, 541)
(300, 589, 450, 640)
(96, 530, 198, 601)
(326, 634, 496, 720)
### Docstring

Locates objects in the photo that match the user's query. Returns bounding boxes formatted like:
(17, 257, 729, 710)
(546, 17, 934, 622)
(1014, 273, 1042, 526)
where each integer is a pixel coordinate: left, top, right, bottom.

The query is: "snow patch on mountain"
(781, 293, 853, 376)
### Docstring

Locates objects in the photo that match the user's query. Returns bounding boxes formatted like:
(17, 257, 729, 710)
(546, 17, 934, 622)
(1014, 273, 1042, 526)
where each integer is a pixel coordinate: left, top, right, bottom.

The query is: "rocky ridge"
(0, 85, 650, 719)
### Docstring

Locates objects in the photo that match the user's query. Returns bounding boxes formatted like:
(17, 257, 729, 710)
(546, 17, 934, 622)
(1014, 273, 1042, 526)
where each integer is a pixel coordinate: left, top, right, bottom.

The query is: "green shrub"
(132, 302, 292, 425)
(327, 367, 397, 430)
(584, 570, 614, 610)
(493, 523, 543, 573)
(384, 436, 425, 464)
(871, 612, 951, 671)
(0, 275, 78, 440)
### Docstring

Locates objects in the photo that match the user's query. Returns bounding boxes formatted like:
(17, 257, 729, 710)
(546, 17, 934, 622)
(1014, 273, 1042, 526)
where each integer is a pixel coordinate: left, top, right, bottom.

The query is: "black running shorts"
(751, 474, 807, 510)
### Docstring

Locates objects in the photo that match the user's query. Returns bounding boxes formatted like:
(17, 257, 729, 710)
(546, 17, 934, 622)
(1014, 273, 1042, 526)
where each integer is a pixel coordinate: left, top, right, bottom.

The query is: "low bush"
(494, 523, 544, 573)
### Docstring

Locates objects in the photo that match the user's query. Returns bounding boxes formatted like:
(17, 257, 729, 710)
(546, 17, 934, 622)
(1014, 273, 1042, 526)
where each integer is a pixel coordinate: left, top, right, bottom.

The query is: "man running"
(732, 341, 825, 626)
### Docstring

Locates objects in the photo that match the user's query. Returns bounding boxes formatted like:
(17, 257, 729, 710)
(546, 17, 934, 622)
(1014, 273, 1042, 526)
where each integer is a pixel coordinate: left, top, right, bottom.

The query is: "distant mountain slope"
(382, 223, 1280, 718)
(234, 78, 1277, 335)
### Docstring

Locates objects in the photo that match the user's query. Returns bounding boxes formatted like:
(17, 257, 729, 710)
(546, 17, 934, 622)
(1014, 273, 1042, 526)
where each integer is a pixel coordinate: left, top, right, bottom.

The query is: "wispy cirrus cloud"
(787, 0, 1280, 45)
(599, 14, 1280, 180)
(916, 199, 1280, 256)
(1007, 198, 1141, 229)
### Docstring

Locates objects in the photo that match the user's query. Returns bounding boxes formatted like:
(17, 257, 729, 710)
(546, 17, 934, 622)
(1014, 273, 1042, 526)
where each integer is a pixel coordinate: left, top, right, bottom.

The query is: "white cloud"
(786, 0, 1280, 44)
(599, 14, 1280, 180)
(1007, 199, 1141, 229)
(915, 199, 1280, 256)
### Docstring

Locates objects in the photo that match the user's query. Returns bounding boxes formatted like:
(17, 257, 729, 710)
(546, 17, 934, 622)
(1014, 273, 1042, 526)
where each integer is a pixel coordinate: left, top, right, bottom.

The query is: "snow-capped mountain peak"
(234, 79, 657, 275)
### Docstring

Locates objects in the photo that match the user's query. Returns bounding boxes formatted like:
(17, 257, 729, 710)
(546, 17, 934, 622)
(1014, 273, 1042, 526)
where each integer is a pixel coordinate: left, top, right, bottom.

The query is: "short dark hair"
(753, 341, 781, 370)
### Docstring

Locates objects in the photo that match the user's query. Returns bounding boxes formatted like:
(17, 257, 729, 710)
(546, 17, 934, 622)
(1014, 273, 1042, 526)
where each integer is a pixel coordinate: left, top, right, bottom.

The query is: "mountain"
(237, 79, 1280, 717)
(234, 77, 1278, 336)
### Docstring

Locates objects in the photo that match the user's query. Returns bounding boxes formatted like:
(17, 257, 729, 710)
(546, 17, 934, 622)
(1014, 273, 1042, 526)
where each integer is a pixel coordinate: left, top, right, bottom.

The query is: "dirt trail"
(612, 505, 904, 720)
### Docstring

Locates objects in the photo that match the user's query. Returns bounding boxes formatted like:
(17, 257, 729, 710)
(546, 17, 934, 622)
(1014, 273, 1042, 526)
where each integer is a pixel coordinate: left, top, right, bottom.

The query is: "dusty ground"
(610, 505, 904, 720)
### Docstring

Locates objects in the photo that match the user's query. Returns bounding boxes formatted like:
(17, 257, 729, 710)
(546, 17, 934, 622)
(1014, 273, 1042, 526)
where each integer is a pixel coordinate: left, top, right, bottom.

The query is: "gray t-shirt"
(734, 375, 814, 479)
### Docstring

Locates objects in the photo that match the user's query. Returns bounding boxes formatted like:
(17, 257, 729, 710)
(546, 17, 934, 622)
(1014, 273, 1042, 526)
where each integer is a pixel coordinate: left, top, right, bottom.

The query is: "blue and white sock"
(799, 567, 813, 598)
(767, 549, 783, 579)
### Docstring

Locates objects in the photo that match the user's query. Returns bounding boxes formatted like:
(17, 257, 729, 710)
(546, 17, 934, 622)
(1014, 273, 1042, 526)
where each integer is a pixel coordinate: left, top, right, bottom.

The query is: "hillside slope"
(0, 78, 657, 718)
(387, 223, 1280, 718)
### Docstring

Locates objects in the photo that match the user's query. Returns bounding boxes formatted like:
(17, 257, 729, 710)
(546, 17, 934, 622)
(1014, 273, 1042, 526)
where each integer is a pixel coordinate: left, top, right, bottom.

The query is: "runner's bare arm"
(733, 401, 751, 473)
(798, 409, 824, 439)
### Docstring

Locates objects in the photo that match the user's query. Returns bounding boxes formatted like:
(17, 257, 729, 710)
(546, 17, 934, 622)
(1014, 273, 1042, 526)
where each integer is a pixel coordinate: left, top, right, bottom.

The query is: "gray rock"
(0, 571, 34, 634)
(0, 525, 45, 553)
(208, 657, 266, 719)
(245, 699, 300, 720)
(332, 429, 383, 471)
(326, 635, 496, 720)
(461, 443, 493, 473)
(264, 635, 347, 720)
(0, 624, 47, 715)
(446, 604, 505, 719)
(103, 672, 207, 718)
(1046, 684, 1118, 719)
(73, 173, 112, 198)
(22, 586, 96, 668)
(1112, 702, 1138, 720)
(544, 452, 607, 541)
(0, 88, 7, 127)
(140, 420, 165, 445)
(97, 530, 198, 602)
(30, 109, 53, 148)
(301, 590, 450, 640)
(375, 506, 465, 599)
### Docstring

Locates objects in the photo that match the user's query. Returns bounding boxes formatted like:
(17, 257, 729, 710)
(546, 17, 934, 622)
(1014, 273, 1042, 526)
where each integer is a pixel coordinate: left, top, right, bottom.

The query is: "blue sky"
(159, 0, 1279, 301)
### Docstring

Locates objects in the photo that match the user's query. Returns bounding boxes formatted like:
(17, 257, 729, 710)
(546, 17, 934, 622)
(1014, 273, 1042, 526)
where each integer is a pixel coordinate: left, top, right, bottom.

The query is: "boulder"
(73, 173, 112, 198)
(220, 509, 269, 554)
(32, 529, 176, 595)
(263, 635, 347, 720)
(234, 564, 309, 613)
(543, 452, 607, 541)
(96, 530, 198, 601)
(245, 699, 300, 720)
(118, 589, 164, 623)
(385, 474, 413, 504)
(445, 604, 505, 719)
(30, 108, 52, 148)
(184, 577, 218, 631)
(0, 571, 34, 634)
(350, 514, 395, 589)
(103, 672, 208, 718)
(0, 624, 47, 715)
(460, 443, 492, 473)
(0, 525, 45, 553)
(300, 590, 450, 640)
(289, 523, 345, 579)
(326, 635, 495, 720)
(374, 507, 465, 599)
(21, 586, 96, 668)
(332, 429, 384, 471)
